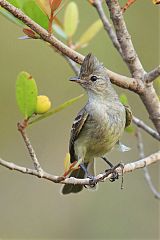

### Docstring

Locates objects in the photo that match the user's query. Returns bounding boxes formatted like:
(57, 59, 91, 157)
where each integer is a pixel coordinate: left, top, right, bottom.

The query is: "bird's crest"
(79, 53, 104, 77)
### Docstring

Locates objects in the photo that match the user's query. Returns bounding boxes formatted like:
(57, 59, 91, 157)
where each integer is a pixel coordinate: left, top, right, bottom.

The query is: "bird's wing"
(69, 108, 89, 163)
(124, 104, 132, 128)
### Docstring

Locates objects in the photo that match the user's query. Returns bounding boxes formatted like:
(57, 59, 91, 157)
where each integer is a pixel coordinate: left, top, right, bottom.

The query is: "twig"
(121, 0, 136, 13)
(136, 129, 160, 199)
(0, 0, 143, 94)
(93, 0, 123, 55)
(17, 122, 43, 176)
(132, 116, 160, 141)
(105, 0, 144, 78)
(0, 151, 160, 186)
(144, 65, 160, 83)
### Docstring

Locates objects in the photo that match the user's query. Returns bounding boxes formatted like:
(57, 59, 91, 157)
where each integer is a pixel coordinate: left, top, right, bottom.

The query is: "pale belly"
(74, 113, 125, 160)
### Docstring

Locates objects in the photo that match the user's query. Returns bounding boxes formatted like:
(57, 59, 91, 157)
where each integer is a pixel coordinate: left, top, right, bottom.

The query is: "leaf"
(64, 1, 79, 38)
(64, 153, 71, 172)
(36, 0, 62, 17)
(72, 158, 82, 170)
(76, 19, 103, 48)
(120, 94, 128, 105)
(29, 94, 84, 125)
(125, 125, 135, 133)
(23, 28, 40, 39)
(35, 0, 51, 17)
(7, 0, 24, 9)
(16, 71, 38, 119)
(50, 0, 62, 12)
(22, 1, 48, 29)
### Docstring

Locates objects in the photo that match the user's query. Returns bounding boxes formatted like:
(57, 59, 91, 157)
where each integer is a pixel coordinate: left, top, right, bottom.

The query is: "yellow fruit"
(35, 95, 51, 114)
(152, 0, 160, 4)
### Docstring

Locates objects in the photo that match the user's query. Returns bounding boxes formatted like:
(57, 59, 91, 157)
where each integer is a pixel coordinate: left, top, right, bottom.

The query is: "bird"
(62, 53, 132, 194)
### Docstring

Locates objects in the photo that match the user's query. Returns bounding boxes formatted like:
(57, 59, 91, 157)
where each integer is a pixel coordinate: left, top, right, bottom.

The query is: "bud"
(35, 95, 51, 114)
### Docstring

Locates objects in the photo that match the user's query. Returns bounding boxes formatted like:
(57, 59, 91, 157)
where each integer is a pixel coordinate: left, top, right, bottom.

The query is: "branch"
(144, 65, 160, 83)
(93, 0, 123, 55)
(17, 122, 43, 175)
(0, 0, 144, 93)
(105, 0, 145, 78)
(136, 129, 160, 199)
(140, 86, 160, 135)
(132, 116, 160, 141)
(0, 151, 160, 186)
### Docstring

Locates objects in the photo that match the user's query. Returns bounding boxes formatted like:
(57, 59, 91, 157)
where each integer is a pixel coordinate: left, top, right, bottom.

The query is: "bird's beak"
(69, 76, 81, 83)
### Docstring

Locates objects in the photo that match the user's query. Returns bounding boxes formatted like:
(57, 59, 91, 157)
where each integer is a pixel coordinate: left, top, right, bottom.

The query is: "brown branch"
(92, 0, 123, 55)
(104, 1, 160, 134)
(132, 116, 160, 141)
(0, 151, 160, 186)
(17, 122, 43, 176)
(105, 0, 144, 78)
(136, 129, 160, 199)
(0, 0, 143, 93)
(140, 86, 160, 135)
(144, 65, 160, 83)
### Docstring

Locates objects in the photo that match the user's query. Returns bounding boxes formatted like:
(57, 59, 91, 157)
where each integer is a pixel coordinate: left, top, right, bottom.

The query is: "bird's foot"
(88, 175, 97, 188)
(104, 162, 124, 188)
(79, 163, 97, 188)
(84, 175, 97, 188)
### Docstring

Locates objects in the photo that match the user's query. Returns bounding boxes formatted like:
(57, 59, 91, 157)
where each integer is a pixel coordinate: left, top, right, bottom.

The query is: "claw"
(88, 175, 97, 188)
(105, 162, 124, 188)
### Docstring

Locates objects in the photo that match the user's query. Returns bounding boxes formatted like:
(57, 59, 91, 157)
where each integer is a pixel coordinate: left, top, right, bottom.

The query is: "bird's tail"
(61, 160, 96, 195)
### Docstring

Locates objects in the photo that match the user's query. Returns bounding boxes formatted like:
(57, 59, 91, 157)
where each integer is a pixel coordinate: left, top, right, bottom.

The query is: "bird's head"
(70, 53, 111, 95)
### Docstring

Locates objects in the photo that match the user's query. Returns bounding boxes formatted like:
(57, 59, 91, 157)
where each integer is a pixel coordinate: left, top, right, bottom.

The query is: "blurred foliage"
(0, 0, 103, 49)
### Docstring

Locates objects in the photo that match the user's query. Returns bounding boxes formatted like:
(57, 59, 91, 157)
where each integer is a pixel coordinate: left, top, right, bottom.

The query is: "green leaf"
(29, 94, 84, 125)
(76, 19, 102, 48)
(16, 71, 38, 119)
(64, 1, 79, 38)
(120, 94, 128, 105)
(0, 0, 49, 29)
(35, 0, 51, 17)
(22, 0, 48, 29)
(125, 125, 135, 133)
(7, 0, 24, 9)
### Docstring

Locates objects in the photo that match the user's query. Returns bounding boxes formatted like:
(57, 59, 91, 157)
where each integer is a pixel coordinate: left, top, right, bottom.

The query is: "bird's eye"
(90, 75, 98, 82)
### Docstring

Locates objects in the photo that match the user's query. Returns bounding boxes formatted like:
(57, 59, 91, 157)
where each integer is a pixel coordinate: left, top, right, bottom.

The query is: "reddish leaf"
(122, 0, 136, 13)
(50, 0, 62, 12)
(23, 28, 39, 39)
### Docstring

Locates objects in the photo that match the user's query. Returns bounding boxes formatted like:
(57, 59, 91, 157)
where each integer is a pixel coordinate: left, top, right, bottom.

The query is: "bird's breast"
(75, 101, 126, 158)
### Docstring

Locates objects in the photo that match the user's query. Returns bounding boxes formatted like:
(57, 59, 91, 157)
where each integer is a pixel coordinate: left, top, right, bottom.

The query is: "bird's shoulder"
(69, 108, 89, 162)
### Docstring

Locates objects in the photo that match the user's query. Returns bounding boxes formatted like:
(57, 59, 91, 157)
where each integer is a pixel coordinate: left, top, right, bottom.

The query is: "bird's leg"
(101, 157, 124, 186)
(102, 157, 113, 168)
(79, 163, 97, 188)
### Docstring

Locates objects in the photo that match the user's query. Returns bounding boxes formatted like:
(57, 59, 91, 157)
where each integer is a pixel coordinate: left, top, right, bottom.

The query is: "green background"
(0, 0, 159, 239)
